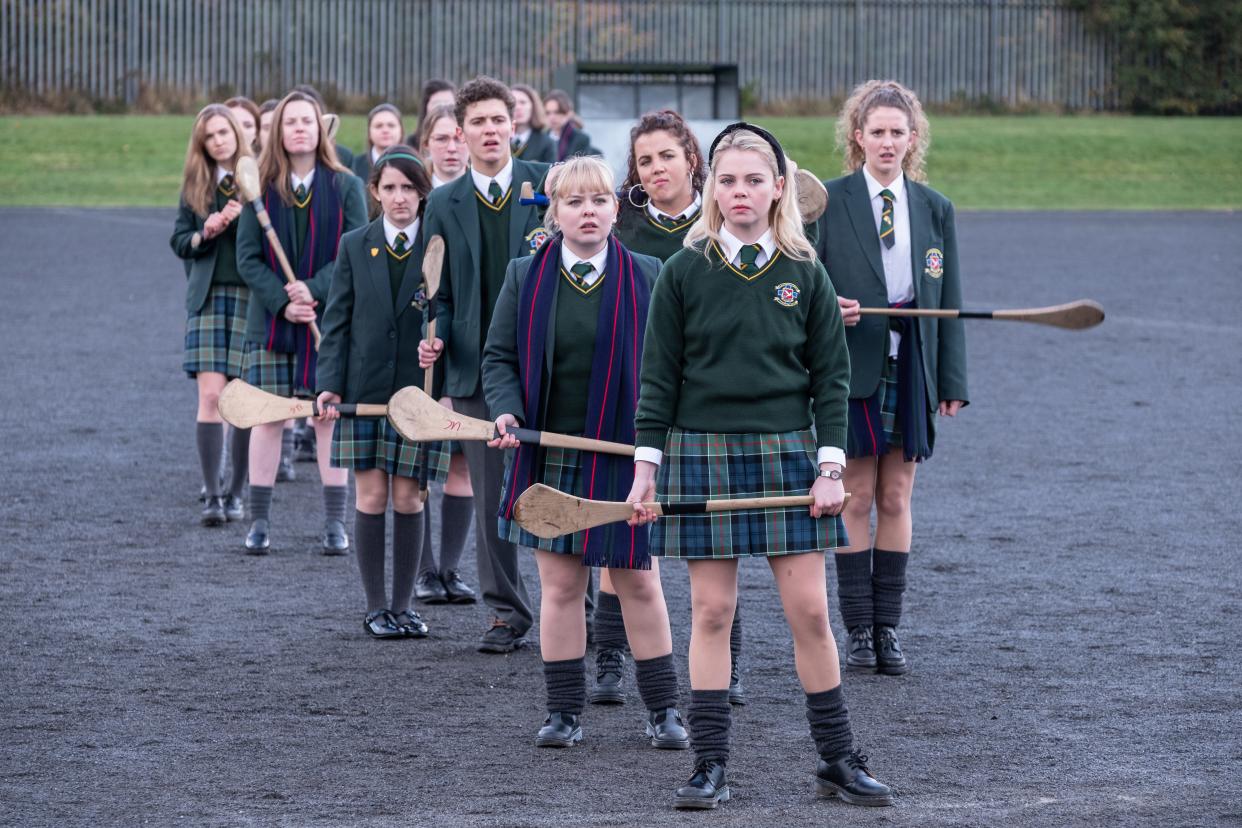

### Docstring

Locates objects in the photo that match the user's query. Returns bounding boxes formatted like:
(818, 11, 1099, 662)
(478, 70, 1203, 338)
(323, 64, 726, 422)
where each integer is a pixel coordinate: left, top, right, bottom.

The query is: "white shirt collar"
(718, 224, 776, 267)
(560, 240, 609, 287)
(371, 146, 382, 164)
(862, 166, 906, 203)
(291, 168, 315, 192)
(215, 166, 232, 184)
(647, 191, 702, 222)
(470, 158, 514, 199)
(512, 129, 531, 144)
(383, 216, 419, 250)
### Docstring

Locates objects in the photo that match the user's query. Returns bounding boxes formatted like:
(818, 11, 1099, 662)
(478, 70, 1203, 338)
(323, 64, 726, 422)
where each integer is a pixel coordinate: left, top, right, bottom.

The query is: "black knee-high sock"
(729, 602, 743, 672)
(688, 689, 732, 764)
(635, 654, 679, 711)
(872, 549, 908, 628)
(593, 590, 628, 652)
(835, 549, 874, 630)
(391, 510, 423, 614)
(806, 685, 854, 761)
(196, 422, 224, 497)
(249, 485, 273, 523)
(354, 510, 387, 612)
(227, 426, 250, 497)
(417, 505, 437, 575)
(323, 485, 348, 525)
(543, 658, 586, 715)
(438, 493, 473, 573)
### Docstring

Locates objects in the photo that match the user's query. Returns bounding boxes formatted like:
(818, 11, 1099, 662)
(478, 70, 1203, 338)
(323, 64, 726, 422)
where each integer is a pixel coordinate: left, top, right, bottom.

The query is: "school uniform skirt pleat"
(330, 417, 450, 484)
(846, 356, 901, 459)
(242, 342, 312, 398)
(651, 428, 847, 559)
(183, 285, 249, 378)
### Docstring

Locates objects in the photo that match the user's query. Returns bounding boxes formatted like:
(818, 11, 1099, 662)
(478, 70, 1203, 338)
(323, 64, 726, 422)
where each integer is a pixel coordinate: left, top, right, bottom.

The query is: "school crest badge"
(924, 248, 944, 279)
(370, 247, 379, 257)
(773, 282, 800, 308)
(525, 227, 549, 254)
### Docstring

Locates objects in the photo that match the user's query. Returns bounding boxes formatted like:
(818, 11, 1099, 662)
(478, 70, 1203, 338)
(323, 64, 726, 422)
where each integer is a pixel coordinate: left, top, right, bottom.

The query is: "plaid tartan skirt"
(183, 285, 249, 378)
(243, 343, 314, 398)
(497, 445, 590, 558)
(330, 416, 450, 483)
(847, 357, 902, 459)
(651, 428, 847, 560)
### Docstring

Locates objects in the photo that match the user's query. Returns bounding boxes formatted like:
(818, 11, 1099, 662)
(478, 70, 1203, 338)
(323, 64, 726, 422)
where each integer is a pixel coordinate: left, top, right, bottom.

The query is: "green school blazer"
(170, 198, 226, 314)
(423, 158, 550, 398)
(513, 128, 557, 164)
(316, 217, 431, 403)
(814, 169, 968, 409)
(235, 168, 367, 343)
(480, 246, 662, 424)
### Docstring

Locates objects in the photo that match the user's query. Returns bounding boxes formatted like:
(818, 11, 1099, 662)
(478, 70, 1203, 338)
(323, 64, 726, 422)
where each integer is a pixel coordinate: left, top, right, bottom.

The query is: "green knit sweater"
(614, 204, 699, 263)
(635, 240, 850, 450)
(544, 269, 605, 433)
(477, 189, 512, 350)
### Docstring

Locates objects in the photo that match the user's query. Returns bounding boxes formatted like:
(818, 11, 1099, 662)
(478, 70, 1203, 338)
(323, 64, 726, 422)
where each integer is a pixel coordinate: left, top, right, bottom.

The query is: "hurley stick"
(418, 234, 445, 501)
(386, 386, 635, 457)
(793, 165, 828, 224)
(234, 156, 321, 349)
(861, 299, 1104, 331)
(514, 483, 851, 540)
(218, 379, 386, 429)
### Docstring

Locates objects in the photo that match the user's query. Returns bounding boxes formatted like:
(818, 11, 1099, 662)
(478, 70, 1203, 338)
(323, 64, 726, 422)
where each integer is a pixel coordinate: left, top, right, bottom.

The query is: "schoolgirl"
(257, 99, 278, 153)
(224, 96, 261, 154)
(170, 104, 252, 526)
(542, 90, 595, 161)
(235, 90, 368, 554)
(315, 145, 449, 638)
(408, 79, 457, 146)
(482, 156, 686, 750)
(417, 104, 468, 190)
(350, 104, 404, 188)
(509, 84, 557, 164)
(629, 124, 892, 809)
(815, 80, 968, 675)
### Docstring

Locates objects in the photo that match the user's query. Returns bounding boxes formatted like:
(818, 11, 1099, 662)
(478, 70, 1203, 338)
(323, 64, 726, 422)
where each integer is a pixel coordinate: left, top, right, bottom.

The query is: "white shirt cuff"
(634, 447, 663, 466)
(817, 447, 846, 468)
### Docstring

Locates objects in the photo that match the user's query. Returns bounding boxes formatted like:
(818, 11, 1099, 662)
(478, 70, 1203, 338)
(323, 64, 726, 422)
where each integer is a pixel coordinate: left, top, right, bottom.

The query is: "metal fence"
(1, 0, 1119, 110)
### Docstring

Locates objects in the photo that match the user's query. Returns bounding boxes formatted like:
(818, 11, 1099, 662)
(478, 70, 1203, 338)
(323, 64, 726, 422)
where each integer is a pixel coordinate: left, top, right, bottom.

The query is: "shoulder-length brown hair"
(511, 83, 547, 131)
(181, 103, 250, 218)
(836, 80, 931, 182)
(258, 91, 350, 205)
(224, 95, 261, 153)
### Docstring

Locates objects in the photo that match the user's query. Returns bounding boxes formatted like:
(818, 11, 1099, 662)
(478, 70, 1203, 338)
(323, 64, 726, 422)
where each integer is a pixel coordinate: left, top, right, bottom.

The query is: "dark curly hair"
(620, 109, 708, 202)
(453, 76, 515, 126)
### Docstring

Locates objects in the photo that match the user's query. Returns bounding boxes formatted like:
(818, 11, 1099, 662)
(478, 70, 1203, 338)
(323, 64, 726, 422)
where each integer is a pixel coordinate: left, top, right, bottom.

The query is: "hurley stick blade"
(514, 484, 636, 540)
(422, 235, 445, 301)
(218, 379, 315, 428)
(387, 386, 496, 442)
(794, 167, 828, 224)
(235, 156, 262, 203)
(993, 299, 1105, 330)
(323, 113, 341, 143)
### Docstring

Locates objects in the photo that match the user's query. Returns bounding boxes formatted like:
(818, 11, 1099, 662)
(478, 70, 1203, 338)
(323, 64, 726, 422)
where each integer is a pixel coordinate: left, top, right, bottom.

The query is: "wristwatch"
(818, 468, 842, 481)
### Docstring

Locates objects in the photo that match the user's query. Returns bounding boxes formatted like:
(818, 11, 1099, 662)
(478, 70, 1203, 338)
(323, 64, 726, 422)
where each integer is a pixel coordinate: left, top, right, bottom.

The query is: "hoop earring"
(627, 184, 649, 209)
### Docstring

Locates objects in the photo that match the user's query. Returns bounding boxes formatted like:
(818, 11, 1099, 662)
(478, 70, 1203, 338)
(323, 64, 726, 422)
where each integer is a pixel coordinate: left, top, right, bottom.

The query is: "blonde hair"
(836, 80, 931, 182)
(180, 104, 251, 218)
(258, 91, 350, 206)
(684, 128, 815, 262)
(543, 156, 616, 235)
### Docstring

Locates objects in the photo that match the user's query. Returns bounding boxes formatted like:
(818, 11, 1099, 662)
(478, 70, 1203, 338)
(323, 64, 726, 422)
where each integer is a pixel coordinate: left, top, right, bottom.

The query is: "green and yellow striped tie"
(569, 261, 594, 288)
(879, 189, 895, 250)
(488, 180, 504, 204)
(738, 243, 762, 271)
(394, 232, 408, 255)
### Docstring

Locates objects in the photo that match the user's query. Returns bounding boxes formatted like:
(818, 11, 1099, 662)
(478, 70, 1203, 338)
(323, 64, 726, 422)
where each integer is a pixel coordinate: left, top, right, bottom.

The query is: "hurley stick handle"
(251, 202, 322, 349)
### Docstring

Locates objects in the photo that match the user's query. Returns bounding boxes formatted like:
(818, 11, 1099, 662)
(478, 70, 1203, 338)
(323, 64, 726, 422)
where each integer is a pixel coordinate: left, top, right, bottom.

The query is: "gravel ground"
(0, 207, 1239, 827)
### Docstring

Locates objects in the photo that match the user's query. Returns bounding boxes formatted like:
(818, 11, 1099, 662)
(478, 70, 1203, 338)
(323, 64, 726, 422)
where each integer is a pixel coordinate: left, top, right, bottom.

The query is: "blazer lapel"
(906, 182, 930, 305)
(843, 170, 887, 291)
(362, 220, 396, 324)
(395, 228, 427, 317)
(450, 174, 481, 277)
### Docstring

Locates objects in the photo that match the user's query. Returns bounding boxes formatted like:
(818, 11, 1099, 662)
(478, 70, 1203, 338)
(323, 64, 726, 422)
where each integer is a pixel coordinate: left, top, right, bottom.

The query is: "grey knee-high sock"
(249, 485, 273, 523)
(688, 689, 732, 764)
(594, 590, 628, 652)
(806, 685, 854, 762)
(835, 549, 874, 630)
(543, 658, 586, 715)
(438, 494, 474, 573)
(729, 601, 743, 670)
(635, 654, 679, 711)
(354, 510, 387, 612)
(417, 505, 437, 575)
(227, 426, 250, 497)
(280, 427, 295, 461)
(872, 549, 909, 628)
(323, 485, 348, 525)
(196, 422, 225, 497)
(391, 510, 423, 614)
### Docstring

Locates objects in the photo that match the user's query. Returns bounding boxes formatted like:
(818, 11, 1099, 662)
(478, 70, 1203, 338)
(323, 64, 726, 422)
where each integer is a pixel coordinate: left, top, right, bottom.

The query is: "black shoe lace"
(846, 749, 872, 774)
(597, 648, 624, 680)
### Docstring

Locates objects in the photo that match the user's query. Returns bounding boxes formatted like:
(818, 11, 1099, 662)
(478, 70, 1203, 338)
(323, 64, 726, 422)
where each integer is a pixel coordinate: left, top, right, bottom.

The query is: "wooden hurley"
(218, 379, 386, 429)
(234, 156, 321, 349)
(418, 235, 446, 501)
(514, 483, 851, 540)
(519, 180, 549, 207)
(386, 386, 635, 457)
(861, 299, 1105, 330)
(793, 166, 828, 224)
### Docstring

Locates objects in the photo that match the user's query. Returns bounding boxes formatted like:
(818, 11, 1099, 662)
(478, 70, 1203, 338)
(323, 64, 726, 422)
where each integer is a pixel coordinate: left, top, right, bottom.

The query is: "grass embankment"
(0, 114, 1238, 209)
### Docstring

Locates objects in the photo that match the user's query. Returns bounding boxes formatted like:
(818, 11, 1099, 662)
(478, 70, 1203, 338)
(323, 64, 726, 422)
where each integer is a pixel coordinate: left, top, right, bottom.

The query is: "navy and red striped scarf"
(848, 299, 934, 462)
(500, 234, 651, 569)
(261, 164, 344, 391)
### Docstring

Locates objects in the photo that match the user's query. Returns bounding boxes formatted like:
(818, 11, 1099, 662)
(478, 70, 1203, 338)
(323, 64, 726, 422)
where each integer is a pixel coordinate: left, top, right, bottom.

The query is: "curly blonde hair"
(835, 80, 930, 182)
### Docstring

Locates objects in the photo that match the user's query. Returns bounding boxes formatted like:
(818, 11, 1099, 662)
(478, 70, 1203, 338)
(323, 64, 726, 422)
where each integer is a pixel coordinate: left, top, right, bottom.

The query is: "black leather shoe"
(815, 750, 894, 806)
(276, 451, 296, 482)
(846, 625, 878, 670)
(200, 495, 226, 527)
(874, 625, 909, 675)
(294, 423, 317, 462)
(535, 712, 582, 747)
(223, 494, 245, 522)
(674, 760, 730, 810)
(645, 707, 690, 750)
(478, 618, 528, 654)
(441, 570, 477, 604)
(728, 660, 746, 705)
(321, 519, 349, 556)
(414, 571, 449, 604)
(392, 609, 429, 638)
(589, 648, 626, 705)
(363, 609, 404, 639)
(244, 519, 270, 555)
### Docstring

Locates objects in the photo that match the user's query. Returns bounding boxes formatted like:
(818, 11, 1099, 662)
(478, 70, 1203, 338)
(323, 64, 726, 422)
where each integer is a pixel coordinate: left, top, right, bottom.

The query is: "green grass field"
(1, 114, 1239, 209)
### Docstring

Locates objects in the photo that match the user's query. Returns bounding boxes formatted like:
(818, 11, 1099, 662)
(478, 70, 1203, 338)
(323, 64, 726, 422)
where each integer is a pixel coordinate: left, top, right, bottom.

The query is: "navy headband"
(707, 122, 787, 177)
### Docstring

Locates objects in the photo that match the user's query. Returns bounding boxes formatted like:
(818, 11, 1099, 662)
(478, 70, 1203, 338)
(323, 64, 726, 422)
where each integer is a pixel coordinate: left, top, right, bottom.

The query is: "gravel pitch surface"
(1, 207, 1239, 827)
